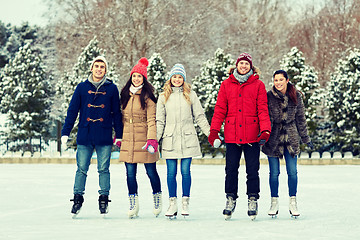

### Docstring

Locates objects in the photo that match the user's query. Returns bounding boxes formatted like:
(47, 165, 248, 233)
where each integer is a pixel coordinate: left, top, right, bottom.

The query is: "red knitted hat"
(130, 57, 149, 79)
(236, 53, 253, 69)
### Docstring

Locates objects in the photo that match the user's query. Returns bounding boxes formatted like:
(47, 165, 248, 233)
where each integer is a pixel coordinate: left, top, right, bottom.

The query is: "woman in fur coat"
(262, 69, 313, 218)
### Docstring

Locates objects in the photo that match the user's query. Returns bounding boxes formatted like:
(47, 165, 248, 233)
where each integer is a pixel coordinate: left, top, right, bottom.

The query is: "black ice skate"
(247, 196, 258, 221)
(70, 194, 84, 218)
(223, 195, 236, 220)
(99, 195, 111, 215)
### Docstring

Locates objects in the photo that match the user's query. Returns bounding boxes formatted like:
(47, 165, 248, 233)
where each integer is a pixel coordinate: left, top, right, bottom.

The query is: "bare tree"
(50, 0, 220, 84)
(289, 0, 360, 85)
(214, 0, 292, 86)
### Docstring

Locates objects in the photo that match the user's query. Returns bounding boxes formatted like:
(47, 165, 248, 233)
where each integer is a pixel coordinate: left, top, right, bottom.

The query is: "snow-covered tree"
(0, 22, 38, 68)
(148, 53, 167, 97)
(192, 48, 234, 156)
(280, 47, 324, 149)
(325, 48, 360, 155)
(0, 42, 52, 152)
(56, 36, 104, 115)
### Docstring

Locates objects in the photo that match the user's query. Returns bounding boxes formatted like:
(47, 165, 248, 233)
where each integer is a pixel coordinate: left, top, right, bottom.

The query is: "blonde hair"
(162, 79, 191, 104)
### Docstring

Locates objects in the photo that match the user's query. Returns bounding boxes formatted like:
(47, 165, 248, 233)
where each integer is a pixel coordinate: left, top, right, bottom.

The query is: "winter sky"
(0, 0, 48, 26)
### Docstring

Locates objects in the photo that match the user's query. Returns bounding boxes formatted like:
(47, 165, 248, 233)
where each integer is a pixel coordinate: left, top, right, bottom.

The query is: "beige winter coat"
(119, 89, 159, 163)
(156, 87, 210, 158)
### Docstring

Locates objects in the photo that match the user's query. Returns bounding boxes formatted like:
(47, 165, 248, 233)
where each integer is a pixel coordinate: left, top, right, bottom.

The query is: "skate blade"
(128, 215, 139, 219)
(72, 213, 79, 219)
(166, 214, 177, 220)
(269, 214, 278, 218)
(289, 210, 300, 218)
(224, 214, 232, 221)
(249, 215, 257, 221)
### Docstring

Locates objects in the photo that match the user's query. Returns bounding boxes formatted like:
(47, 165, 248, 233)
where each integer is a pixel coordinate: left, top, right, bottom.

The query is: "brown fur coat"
(262, 87, 310, 158)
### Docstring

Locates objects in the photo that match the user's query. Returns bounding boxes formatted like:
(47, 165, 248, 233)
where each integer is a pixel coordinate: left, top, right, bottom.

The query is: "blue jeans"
(166, 158, 192, 198)
(73, 144, 112, 196)
(268, 148, 298, 197)
(125, 162, 161, 195)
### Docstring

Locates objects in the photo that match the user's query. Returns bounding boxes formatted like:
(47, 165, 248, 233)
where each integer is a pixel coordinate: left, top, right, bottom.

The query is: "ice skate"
(268, 197, 279, 217)
(70, 194, 84, 218)
(153, 192, 162, 217)
(289, 196, 300, 218)
(223, 195, 236, 220)
(181, 197, 190, 217)
(98, 195, 111, 215)
(165, 197, 178, 219)
(128, 194, 139, 219)
(247, 196, 258, 221)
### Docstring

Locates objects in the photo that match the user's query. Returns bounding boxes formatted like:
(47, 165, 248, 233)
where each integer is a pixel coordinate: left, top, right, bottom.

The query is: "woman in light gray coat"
(156, 64, 210, 218)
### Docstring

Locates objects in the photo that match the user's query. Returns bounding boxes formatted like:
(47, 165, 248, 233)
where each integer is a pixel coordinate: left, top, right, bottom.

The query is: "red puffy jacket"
(210, 73, 271, 144)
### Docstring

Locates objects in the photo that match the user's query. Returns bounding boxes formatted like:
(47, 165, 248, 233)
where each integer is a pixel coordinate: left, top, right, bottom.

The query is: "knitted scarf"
(130, 84, 143, 94)
(271, 87, 296, 158)
(233, 69, 253, 84)
(88, 74, 107, 90)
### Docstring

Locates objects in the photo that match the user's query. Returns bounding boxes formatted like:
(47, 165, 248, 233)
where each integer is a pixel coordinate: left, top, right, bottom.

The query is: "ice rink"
(1, 163, 359, 240)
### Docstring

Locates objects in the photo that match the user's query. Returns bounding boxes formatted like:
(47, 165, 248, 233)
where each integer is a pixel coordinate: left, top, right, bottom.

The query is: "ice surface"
(0, 164, 359, 240)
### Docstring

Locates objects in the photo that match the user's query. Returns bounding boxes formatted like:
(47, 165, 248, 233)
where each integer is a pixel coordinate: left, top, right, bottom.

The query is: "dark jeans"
(225, 143, 260, 199)
(125, 162, 161, 195)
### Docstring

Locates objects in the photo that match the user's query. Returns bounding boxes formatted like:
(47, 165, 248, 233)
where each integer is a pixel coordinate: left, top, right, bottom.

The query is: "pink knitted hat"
(130, 57, 149, 79)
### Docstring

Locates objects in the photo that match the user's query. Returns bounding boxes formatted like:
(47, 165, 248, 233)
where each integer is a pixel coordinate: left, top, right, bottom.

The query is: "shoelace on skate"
(225, 198, 235, 210)
(129, 196, 136, 210)
(249, 200, 257, 211)
(153, 194, 161, 209)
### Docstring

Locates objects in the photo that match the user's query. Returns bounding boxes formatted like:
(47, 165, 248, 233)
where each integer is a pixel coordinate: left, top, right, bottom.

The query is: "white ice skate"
(165, 197, 178, 219)
(181, 197, 190, 217)
(153, 192, 162, 217)
(128, 194, 139, 219)
(268, 197, 279, 217)
(289, 196, 300, 218)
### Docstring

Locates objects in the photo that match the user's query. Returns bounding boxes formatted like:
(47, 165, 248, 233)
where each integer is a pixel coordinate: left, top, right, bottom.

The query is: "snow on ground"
(0, 163, 359, 240)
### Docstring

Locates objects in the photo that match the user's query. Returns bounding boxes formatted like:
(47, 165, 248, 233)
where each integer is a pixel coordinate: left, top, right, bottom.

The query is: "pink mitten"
(113, 136, 121, 147)
(142, 139, 158, 154)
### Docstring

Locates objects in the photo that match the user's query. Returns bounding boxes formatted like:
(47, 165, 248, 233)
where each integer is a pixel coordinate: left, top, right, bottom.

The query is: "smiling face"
(170, 74, 184, 87)
(131, 72, 144, 87)
(236, 60, 251, 75)
(273, 73, 289, 94)
(91, 61, 106, 82)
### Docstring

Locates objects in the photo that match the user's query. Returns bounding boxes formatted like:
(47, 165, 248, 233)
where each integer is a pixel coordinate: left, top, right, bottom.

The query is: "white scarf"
(130, 84, 144, 94)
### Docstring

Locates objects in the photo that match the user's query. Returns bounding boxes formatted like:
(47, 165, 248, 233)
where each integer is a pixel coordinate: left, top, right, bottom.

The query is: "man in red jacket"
(208, 53, 271, 220)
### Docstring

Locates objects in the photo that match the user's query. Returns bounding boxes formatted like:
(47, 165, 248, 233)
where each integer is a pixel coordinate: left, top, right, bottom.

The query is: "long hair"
(161, 80, 191, 104)
(120, 76, 157, 110)
(228, 66, 261, 76)
(273, 70, 299, 105)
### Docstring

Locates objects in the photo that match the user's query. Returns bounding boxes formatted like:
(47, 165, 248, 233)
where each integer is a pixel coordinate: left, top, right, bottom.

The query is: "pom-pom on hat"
(169, 64, 186, 82)
(131, 57, 149, 80)
(236, 53, 253, 69)
(90, 56, 108, 73)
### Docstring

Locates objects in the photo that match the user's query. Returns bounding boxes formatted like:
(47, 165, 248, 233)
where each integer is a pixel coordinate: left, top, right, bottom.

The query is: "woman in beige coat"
(119, 58, 162, 218)
(156, 64, 210, 218)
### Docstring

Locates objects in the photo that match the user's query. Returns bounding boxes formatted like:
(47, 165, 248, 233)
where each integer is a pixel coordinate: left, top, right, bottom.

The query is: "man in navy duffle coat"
(61, 56, 123, 216)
